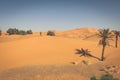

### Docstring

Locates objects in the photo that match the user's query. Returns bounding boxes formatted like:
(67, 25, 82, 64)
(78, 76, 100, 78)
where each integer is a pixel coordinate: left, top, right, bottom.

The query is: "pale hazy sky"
(0, 0, 120, 31)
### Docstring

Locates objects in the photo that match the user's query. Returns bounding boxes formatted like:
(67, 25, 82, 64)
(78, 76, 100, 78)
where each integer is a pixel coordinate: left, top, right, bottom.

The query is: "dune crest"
(53, 27, 98, 38)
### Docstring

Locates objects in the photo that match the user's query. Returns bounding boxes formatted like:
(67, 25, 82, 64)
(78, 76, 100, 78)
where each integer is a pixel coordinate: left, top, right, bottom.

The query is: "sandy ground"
(0, 28, 120, 80)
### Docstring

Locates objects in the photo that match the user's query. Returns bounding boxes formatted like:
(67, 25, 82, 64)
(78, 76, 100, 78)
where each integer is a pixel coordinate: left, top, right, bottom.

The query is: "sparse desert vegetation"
(47, 30, 55, 36)
(7, 28, 33, 35)
(90, 74, 119, 80)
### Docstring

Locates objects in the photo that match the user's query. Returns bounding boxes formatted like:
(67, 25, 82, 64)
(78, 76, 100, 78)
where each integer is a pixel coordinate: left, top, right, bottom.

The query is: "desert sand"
(0, 28, 120, 80)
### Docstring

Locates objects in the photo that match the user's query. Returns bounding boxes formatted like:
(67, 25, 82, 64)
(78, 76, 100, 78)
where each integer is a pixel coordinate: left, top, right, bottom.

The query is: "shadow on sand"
(75, 48, 101, 61)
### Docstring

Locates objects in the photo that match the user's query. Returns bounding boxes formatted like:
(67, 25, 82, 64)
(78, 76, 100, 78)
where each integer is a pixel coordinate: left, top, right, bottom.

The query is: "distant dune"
(52, 28, 98, 38)
(64, 27, 98, 33)
(0, 27, 120, 80)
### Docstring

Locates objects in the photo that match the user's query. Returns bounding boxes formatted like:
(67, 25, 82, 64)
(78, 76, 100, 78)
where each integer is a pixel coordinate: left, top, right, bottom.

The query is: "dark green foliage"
(18, 30, 27, 35)
(26, 30, 32, 34)
(90, 76, 97, 80)
(100, 74, 119, 80)
(6, 28, 32, 35)
(7, 28, 19, 35)
(47, 31, 55, 36)
(97, 29, 113, 46)
(0, 30, 1, 36)
(90, 74, 119, 80)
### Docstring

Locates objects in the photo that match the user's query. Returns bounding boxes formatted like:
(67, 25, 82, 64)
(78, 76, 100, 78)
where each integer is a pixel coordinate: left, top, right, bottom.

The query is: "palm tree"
(97, 29, 113, 61)
(112, 30, 120, 48)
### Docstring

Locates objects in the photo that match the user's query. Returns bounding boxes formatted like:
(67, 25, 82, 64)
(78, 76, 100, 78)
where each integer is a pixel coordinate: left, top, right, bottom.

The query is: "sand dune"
(64, 28, 98, 34)
(53, 28, 98, 38)
(0, 28, 120, 80)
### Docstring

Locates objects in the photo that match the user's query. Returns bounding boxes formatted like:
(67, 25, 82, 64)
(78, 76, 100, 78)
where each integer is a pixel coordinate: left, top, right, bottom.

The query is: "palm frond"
(112, 30, 120, 36)
(97, 28, 113, 46)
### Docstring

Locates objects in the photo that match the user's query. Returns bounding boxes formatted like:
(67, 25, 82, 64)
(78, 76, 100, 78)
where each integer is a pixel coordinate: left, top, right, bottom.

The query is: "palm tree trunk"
(101, 45, 105, 61)
(115, 36, 118, 48)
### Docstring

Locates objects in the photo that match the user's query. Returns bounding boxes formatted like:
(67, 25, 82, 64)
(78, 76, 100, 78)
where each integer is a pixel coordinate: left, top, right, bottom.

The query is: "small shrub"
(47, 31, 55, 36)
(0, 30, 1, 36)
(90, 74, 119, 80)
(100, 74, 119, 80)
(18, 30, 27, 35)
(90, 76, 97, 80)
(26, 30, 32, 34)
(6, 28, 32, 35)
(7, 28, 19, 35)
